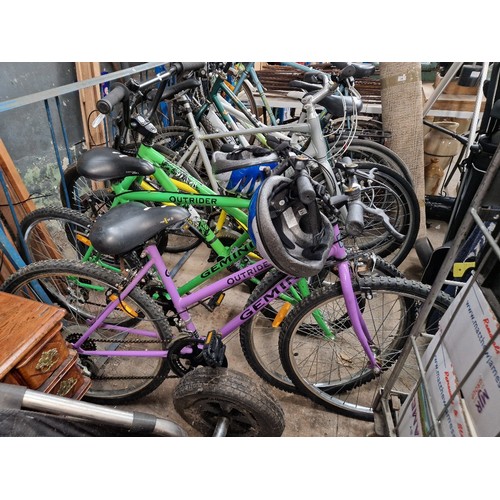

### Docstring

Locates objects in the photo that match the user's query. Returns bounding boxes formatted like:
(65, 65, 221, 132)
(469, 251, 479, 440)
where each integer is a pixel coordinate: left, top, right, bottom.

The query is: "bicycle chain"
(75, 337, 175, 381)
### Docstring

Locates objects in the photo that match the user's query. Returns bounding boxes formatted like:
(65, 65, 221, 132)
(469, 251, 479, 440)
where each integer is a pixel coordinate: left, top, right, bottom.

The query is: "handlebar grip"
(96, 82, 129, 114)
(177, 62, 206, 74)
(160, 78, 201, 100)
(296, 174, 316, 205)
(345, 199, 365, 237)
(339, 64, 357, 79)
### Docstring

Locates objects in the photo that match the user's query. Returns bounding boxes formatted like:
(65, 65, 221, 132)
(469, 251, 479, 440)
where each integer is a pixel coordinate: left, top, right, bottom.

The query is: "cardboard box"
(398, 333, 471, 437)
(439, 280, 500, 436)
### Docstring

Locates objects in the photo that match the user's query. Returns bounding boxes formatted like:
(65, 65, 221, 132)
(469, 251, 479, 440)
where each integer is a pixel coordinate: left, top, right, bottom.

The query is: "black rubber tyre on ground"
(173, 366, 285, 437)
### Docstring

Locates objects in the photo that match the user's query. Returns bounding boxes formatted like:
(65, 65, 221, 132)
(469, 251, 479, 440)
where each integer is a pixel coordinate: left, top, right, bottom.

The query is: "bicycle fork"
(337, 260, 381, 373)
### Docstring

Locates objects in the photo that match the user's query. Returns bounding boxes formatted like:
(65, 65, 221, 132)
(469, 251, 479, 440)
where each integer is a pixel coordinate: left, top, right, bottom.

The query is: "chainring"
(167, 336, 228, 377)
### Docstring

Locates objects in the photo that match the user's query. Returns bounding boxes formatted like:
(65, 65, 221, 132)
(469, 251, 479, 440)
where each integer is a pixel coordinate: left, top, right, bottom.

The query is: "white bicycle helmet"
(248, 175, 335, 278)
(212, 146, 279, 197)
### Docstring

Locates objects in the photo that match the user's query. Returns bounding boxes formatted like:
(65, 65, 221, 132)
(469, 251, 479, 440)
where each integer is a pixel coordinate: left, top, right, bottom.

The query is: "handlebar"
(96, 62, 205, 116)
(298, 162, 406, 242)
(96, 82, 129, 114)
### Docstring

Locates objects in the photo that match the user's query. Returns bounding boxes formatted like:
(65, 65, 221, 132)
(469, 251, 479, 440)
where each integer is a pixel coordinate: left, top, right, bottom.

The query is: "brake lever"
(357, 201, 405, 241)
(91, 113, 106, 128)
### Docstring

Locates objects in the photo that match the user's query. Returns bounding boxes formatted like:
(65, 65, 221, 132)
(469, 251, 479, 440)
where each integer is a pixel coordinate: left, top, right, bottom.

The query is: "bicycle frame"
(173, 78, 339, 194)
(229, 63, 278, 126)
(74, 142, 263, 292)
(72, 221, 380, 370)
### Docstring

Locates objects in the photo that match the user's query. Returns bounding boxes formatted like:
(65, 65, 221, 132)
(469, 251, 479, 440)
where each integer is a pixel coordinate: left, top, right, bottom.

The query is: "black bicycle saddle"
(76, 147, 156, 181)
(89, 202, 190, 255)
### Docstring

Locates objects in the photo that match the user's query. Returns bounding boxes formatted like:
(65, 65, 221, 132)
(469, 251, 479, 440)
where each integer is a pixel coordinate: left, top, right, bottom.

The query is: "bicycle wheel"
(326, 116, 386, 144)
(60, 162, 115, 217)
(329, 138, 414, 186)
(239, 256, 404, 393)
(172, 366, 285, 437)
(0, 260, 172, 405)
(279, 276, 452, 420)
(334, 162, 420, 267)
(19, 206, 93, 263)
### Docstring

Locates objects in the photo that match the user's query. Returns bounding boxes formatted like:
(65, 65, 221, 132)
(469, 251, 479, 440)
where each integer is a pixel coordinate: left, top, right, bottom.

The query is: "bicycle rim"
(239, 258, 405, 393)
(1, 260, 171, 404)
(279, 277, 452, 420)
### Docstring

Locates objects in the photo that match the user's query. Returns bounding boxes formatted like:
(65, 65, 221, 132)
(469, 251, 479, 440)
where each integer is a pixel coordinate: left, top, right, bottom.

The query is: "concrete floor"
(116, 218, 448, 438)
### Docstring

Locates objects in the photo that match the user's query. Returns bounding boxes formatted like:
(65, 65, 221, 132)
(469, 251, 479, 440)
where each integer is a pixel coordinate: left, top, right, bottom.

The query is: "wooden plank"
(0, 139, 38, 240)
(75, 62, 106, 149)
(0, 140, 61, 282)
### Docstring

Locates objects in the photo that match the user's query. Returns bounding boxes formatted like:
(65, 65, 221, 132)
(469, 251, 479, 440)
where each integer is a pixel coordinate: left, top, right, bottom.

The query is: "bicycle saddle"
(76, 147, 156, 181)
(89, 202, 191, 255)
(329, 62, 376, 79)
(302, 63, 375, 82)
(288, 80, 363, 117)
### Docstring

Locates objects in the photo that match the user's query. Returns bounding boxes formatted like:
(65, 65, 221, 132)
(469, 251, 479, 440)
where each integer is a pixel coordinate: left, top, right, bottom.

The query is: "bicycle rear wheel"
(60, 162, 115, 217)
(20, 206, 93, 263)
(279, 276, 452, 420)
(0, 260, 172, 405)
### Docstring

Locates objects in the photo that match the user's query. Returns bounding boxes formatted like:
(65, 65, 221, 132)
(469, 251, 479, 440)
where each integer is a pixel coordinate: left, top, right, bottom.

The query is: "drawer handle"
(35, 348, 60, 373)
(57, 377, 78, 397)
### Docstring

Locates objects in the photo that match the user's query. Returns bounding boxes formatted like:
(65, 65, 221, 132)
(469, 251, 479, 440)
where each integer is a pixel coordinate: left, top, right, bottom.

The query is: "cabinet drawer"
(40, 351, 90, 399)
(13, 327, 70, 389)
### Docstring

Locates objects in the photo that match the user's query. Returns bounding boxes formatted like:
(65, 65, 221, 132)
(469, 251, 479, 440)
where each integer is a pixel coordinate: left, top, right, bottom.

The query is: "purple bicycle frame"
(74, 223, 380, 370)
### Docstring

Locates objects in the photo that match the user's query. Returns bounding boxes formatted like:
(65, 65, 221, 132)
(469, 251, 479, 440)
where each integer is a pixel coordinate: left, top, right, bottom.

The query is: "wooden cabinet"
(0, 292, 90, 399)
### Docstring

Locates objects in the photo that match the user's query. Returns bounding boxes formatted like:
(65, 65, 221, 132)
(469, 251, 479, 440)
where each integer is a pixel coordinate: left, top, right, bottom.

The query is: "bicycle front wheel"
(239, 256, 404, 393)
(279, 276, 452, 420)
(0, 260, 172, 405)
(329, 138, 414, 186)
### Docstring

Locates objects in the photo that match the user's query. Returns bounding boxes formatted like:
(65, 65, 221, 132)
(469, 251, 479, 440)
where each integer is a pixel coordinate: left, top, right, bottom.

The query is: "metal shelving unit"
(374, 143, 500, 437)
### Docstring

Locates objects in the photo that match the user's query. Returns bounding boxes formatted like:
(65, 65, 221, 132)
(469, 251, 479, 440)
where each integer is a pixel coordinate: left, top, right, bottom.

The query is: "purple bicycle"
(0, 158, 452, 425)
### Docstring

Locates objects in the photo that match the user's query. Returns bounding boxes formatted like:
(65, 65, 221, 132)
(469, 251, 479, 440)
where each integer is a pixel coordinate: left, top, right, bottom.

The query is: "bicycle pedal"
(202, 330, 226, 367)
(208, 249, 217, 262)
(202, 292, 225, 312)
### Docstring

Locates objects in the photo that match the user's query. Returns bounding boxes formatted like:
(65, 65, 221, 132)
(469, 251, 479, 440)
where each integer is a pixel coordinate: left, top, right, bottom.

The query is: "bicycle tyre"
(60, 162, 115, 217)
(0, 259, 172, 405)
(19, 206, 141, 270)
(330, 138, 414, 187)
(239, 256, 404, 393)
(278, 276, 452, 420)
(19, 206, 94, 264)
(172, 366, 285, 437)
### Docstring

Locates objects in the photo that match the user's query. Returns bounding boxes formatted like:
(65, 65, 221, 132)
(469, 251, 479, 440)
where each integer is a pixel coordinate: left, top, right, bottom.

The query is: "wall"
(0, 62, 86, 206)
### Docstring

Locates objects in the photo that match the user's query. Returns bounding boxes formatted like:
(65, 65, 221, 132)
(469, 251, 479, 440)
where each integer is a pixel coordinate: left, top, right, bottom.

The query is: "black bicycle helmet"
(248, 175, 335, 278)
(212, 146, 279, 197)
